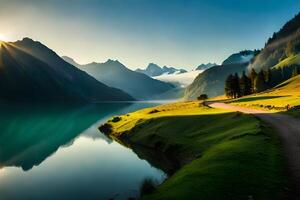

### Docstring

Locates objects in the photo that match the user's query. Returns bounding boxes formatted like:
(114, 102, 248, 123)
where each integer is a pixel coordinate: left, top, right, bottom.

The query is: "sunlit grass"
(273, 54, 300, 69)
(106, 101, 231, 136)
(103, 101, 287, 200)
(227, 75, 300, 113)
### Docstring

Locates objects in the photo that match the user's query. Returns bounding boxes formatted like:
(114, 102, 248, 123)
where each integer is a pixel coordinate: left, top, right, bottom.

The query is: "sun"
(0, 34, 7, 43)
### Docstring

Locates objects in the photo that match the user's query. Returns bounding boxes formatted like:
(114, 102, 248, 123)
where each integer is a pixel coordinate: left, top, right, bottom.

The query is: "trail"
(208, 102, 300, 199)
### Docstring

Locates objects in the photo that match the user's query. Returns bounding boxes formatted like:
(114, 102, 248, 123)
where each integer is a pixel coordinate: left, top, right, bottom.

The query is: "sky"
(0, 0, 300, 70)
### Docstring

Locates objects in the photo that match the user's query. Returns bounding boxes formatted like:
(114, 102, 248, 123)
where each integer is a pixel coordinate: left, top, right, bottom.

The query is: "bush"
(140, 178, 156, 196)
(111, 116, 121, 122)
(197, 94, 208, 101)
(148, 109, 160, 114)
(98, 123, 113, 134)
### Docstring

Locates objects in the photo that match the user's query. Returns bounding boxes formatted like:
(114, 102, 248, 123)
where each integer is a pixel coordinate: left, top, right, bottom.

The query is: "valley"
(1, 1, 300, 200)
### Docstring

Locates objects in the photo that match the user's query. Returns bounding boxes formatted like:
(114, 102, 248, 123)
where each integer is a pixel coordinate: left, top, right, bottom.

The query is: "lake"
(0, 102, 167, 200)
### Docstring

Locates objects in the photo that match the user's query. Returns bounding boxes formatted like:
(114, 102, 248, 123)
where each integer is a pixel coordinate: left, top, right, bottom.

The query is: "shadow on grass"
(101, 107, 296, 200)
(229, 95, 288, 103)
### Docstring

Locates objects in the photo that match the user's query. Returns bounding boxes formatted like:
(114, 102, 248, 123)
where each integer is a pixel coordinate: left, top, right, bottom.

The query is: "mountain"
(184, 52, 251, 99)
(136, 63, 187, 77)
(0, 38, 134, 103)
(61, 56, 81, 68)
(250, 12, 300, 71)
(63, 57, 175, 100)
(222, 50, 254, 65)
(196, 63, 217, 71)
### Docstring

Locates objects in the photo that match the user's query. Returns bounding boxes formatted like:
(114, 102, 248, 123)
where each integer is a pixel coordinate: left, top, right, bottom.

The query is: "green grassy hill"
(273, 54, 300, 69)
(250, 12, 300, 71)
(101, 102, 287, 200)
(228, 75, 300, 116)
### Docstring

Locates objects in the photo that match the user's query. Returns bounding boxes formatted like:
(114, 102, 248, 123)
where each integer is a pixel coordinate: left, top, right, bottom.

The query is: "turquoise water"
(0, 103, 166, 200)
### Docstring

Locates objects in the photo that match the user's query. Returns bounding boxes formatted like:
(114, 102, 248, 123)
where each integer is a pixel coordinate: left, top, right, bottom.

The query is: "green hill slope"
(273, 54, 300, 69)
(250, 13, 300, 71)
(228, 75, 300, 115)
(100, 102, 287, 200)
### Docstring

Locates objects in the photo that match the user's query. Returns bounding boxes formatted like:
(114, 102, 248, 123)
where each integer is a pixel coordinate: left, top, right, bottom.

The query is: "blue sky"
(0, 0, 300, 70)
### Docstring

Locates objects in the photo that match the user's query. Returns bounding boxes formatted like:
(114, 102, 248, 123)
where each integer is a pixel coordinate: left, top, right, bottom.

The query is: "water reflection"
(0, 103, 128, 170)
(0, 102, 166, 200)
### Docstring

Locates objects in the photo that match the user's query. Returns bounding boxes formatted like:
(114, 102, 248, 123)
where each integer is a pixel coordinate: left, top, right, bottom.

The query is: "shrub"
(98, 123, 113, 134)
(148, 109, 160, 114)
(197, 94, 208, 101)
(111, 116, 121, 122)
(140, 178, 156, 196)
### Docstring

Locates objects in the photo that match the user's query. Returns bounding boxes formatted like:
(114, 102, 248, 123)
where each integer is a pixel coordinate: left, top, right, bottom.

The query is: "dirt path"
(208, 102, 300, 199)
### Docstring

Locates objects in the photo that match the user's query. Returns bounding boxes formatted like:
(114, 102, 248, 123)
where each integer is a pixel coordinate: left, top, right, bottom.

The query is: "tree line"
(225, 65, 299, 99)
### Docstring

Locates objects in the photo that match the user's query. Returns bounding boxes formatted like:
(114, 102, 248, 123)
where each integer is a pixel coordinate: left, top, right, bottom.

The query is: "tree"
(270, 68, 284, 87)
(292, 66, 299, 77)
(239, 71, 252, 96)
(225, 73, 241, 98)
(225, 74, 234, 98)
(254, 70, 267, 93)
(197, 94, 208, 101)
(232, 73, 241, 98)
(249, 68, 258, 93)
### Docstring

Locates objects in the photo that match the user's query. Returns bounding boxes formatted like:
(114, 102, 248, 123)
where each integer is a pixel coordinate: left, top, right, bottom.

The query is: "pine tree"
(249, 68, 258, 93)
(292, 66, 299, 77)
(225, 74, 234, 98)
(239, 71, 252, 96)
(233, 73, 241, 98)
(254, 70, 267, 93)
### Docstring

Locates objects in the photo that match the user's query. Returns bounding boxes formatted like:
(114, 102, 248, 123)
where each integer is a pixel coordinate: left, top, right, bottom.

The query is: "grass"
(273, 54, 300, 70)
(102, 101, 288, 200)
(225, 75, 300, 116)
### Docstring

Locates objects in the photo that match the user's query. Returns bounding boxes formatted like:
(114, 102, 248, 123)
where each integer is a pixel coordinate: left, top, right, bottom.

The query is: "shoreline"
(99, 101, 288, 200)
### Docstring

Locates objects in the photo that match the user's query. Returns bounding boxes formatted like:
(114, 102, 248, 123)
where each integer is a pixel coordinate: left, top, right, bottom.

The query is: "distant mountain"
(250, 12, 300, 71)
(136, 63, 187, 77)
(61, 56, 81, 68)
(0, 38, 134, 103)
(222, 50, 254, 65)
(185, 52, 251, 99)
(63, 57, 175, 100)
(196, 63, 217, 71)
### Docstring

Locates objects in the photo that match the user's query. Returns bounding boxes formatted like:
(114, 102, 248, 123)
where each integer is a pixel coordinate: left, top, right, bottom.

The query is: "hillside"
(250, 12, 300, 71)
(228, 75, 300, 115)
(136, 63, 187, 77)
(0, 39, 133, 102)
(184, 50, 255, 99)
(63, 57, 175, 100)
(100, 101, 286, 200)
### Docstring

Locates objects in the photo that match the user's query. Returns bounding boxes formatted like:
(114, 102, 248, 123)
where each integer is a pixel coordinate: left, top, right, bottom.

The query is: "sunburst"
(0, 34, 7, 43)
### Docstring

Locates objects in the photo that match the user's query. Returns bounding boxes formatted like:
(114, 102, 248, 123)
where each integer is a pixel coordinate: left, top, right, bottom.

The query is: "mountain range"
(136, 63, 187, 77)
(0, 38, 134, 103)
(63, 57, 175, 100)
